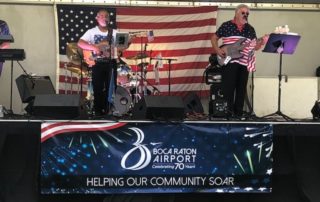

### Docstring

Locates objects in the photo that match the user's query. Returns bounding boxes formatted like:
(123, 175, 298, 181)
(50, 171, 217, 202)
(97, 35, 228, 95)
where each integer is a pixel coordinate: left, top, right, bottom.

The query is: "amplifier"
(210, 84, 224, 101)
(209, 99, 228, 117)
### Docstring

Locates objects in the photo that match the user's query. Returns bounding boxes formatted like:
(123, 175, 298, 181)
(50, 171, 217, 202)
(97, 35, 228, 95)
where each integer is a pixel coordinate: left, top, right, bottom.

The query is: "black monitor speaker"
(183, 92, 204, 114)
(311, 100, 320, 120)
(132, 96, 185, 120)
(30, 94, 83, 119)
(16, 74, 55, 103)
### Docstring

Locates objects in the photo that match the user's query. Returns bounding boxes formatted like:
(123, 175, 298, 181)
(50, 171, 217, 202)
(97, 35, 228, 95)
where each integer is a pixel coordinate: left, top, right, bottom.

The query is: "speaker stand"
(7, 60, 31, 116)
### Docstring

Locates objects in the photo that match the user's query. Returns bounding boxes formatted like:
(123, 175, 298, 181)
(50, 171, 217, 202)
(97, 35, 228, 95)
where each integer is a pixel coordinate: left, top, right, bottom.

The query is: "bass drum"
(113, 86, 132, 116)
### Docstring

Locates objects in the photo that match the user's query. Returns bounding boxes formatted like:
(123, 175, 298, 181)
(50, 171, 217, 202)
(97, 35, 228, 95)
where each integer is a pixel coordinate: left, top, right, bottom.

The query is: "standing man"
(211, 4, 267, 117)
(0, 20, 10, 77)
(78, 9, 119, 116)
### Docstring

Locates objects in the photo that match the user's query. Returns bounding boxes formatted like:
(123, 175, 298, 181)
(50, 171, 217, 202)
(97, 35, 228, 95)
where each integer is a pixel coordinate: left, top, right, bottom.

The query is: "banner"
(40, 122, 273, 194)
(56, 5, 216, 97)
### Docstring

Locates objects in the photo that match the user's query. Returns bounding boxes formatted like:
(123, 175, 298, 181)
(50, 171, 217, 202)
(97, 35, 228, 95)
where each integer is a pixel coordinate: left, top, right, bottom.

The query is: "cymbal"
(66, 66, 87, 75)
(66, 42, 81, 65)
(126, 53, 148, 60)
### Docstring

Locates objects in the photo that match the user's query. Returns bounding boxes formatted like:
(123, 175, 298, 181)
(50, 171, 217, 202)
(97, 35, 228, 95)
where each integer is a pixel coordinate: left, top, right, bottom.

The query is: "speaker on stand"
(16, 74, 55, 103)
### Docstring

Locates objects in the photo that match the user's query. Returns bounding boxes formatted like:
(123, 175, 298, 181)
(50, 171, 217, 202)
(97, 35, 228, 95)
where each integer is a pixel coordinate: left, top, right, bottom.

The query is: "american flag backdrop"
(56, 5, 218, 97)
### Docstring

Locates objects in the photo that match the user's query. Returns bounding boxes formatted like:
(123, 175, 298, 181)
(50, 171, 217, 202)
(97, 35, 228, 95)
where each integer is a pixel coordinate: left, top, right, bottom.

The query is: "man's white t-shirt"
(80, 26, 118, 59)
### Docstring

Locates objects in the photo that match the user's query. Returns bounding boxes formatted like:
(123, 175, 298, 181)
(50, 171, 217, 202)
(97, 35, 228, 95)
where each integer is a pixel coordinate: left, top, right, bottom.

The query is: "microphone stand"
(151, 57, 177, 96)
(76, 49, 84, 97)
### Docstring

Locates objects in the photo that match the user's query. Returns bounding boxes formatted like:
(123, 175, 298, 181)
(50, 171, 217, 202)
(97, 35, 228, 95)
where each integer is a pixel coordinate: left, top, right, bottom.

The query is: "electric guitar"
(217, 37, 264, 66)
(82, 41, 112, 67)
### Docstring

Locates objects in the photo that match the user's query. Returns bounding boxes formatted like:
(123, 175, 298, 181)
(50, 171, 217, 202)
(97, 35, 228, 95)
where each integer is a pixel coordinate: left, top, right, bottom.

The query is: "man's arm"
(77, 39, 100, 53)
(254, 34, 269, 51)
(211, 33, 225, 57)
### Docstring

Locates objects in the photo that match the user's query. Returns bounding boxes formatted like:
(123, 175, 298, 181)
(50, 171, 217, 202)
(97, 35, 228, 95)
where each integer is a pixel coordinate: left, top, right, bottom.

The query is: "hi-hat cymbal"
(126, 53, 148, 60)
(66, 42, 81, 65)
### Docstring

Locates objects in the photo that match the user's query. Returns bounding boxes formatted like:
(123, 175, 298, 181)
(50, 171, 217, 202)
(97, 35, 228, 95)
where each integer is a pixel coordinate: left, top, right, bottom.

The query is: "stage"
(0, 118, 320, 202)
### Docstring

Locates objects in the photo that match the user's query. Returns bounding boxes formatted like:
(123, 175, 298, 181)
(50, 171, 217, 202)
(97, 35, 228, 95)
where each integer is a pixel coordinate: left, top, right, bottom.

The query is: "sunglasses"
(241, 12, 249, 16)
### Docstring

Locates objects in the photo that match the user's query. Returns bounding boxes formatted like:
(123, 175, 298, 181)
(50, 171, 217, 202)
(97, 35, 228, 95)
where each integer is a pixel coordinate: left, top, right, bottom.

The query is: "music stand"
(262, 33, 300, 121)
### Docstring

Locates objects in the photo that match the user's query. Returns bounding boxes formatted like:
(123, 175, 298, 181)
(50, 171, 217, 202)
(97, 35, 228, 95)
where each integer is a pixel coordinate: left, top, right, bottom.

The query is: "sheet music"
(115, 32, 129, 48)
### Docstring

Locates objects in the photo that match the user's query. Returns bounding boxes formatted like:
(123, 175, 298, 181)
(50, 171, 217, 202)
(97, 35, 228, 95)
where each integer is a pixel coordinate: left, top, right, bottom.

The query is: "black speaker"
(31, 94, 82, 119)
(183, 92, 204, 114)
(311, 100, 320, 120)
(132, 96, 185, 120)
(16, 74, 55, 103)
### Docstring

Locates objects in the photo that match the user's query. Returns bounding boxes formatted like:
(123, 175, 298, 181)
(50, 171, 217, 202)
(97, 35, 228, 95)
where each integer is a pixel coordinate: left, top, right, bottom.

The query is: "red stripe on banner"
(59, 75, 87, 85)
(117, 6, 218, 16)
(130, 62, 209, 72)
(118, 18, 215, 30)
(123, 48, 212, 58)
(147, 76, 206, 85)
(130, 33, 214, 44)
(58, 89, 87, 97)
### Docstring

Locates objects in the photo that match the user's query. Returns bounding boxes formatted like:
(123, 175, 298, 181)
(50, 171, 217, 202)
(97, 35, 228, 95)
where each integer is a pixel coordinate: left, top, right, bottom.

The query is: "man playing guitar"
(78, 9, 130, 116)
(211, 4, 268, 118)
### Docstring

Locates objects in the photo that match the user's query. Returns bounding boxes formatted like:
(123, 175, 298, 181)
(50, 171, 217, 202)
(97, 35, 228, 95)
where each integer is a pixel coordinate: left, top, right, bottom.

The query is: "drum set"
(65, 42, 156, 117)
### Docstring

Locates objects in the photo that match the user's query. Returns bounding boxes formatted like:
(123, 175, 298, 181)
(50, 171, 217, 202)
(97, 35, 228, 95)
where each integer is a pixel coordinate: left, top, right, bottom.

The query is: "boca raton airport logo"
(121, 127, 152, 170)
(121, 127, 197, 171)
